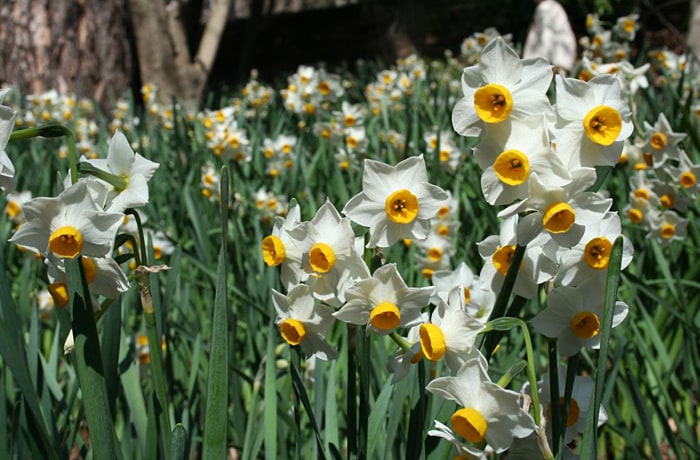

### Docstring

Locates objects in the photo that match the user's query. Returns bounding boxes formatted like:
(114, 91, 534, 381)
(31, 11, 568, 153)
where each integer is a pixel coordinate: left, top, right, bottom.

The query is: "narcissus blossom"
(530, 276, 629, 357)
(333, 263, 433, 335)
(82, 130, 159, 212)
(554, 74, 633, 168)
(426, 354, 537, 453)
(343, 155, 449, 248)
(0, 88, 17, 192)
(452, 37, 553, 138)
(272, 283, 338, 360)
(9, 181, 124, 259)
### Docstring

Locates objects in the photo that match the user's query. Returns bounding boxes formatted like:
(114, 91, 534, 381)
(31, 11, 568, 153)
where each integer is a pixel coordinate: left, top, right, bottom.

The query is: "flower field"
(0, 16, 699, 460)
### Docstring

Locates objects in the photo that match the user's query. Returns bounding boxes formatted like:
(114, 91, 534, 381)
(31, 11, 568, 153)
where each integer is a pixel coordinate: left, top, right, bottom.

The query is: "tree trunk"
(689, 0, 700, 61)
(127, 0, 231, 109)
(0, 0, 133, 108)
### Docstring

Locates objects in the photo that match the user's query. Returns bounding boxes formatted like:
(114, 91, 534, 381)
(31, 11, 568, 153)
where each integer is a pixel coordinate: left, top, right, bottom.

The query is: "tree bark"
(127, 0, 231, 109)
(0, 0, 133, 108)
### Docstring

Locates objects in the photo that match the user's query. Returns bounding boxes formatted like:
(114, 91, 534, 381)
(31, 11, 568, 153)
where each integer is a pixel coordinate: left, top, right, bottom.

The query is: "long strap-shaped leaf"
(579, 236, 624, 459)
(65, 257, 119, 459)
(202, 166, 230, 459)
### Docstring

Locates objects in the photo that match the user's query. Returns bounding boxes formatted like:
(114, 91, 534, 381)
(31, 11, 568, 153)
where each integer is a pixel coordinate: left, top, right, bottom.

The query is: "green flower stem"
(131, 208, 172, 451)
(482, 316, 553, 460)
(548, 339, 561, 455)
(78, 162, 128, 190)
(9, 124, 79, 184)
(388, 330, 412, 353)
(483, 244, 526, 359)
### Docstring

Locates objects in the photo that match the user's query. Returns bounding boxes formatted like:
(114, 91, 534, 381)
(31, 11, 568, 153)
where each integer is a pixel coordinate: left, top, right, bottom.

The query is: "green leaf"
(579, 236, 624, 460)
(202, 166, 230, 459)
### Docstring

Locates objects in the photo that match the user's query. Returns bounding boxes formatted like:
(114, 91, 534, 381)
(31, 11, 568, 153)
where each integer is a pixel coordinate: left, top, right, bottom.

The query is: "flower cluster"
(8, 130, 159, 312)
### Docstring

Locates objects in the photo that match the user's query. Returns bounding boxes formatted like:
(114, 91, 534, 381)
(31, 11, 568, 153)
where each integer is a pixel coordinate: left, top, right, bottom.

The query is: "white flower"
(427, 420, 486, 460)
(537, 363, 608, 445)
(0, 88, 17, 192)
(83, 130, 159, 212)
(419, 287, 484, 372)
(500, 169, 612, 248)
(544, 211, 634, 287)
(452, 37, 553, 138)
(9, 181, 123, 259)
(474, 115, 570, 206)
(343, 155, 449, 248)
(530, 276, 629, 357)
(643, 113, 686, 167)
(477, 215, 557, 300)
(333, 263, 433, 335)
(426, 354, 537, 453)
(287, 199, 369, 306)
(272, 283, 338, 360)
(554, 74, 633, 168)
(261, 204, 304, 290)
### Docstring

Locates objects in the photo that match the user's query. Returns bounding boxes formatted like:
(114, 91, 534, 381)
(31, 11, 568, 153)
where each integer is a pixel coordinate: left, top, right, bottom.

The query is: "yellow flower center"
(463, 287, 471, 304)
(634, 188, 649, 201)
(437, 205, 450, 218)
(6, 200, 21, 218)
(584, 237, 612, 269)
(308, 242, 336, 273)
(680, 171, 697, 188)
(369, 301, 401, 331)
(419, 323, 446, 361)
(492, 245, 518, 276)
(570, 311, 601, 339)
(660, 194, 674, 209)
(48, 225, 84, 258)
(439, 150, 451, 163)
(493, 150, 530, 185)
(422, 267, 434, 279)
(279, 318, 306, 346)
(627, 208, 643, 224)
(385, 189, 419, 224)
(660, 223, 675, 239)
(451, 407, 488, 443)
(473, 83, 513, 123)
(261, 235, 286, 267)
(548, 397, 581, 428)
(48, 282, 69, 308)
(583, 105, 622, 146)
(650, 132, 667, 150)
(318, 81, 331, 95)
(543, 202, 576, 234)
(82, 257, 97, 284)
(427, 247, 443, 262)
(344, 115, 356, 127)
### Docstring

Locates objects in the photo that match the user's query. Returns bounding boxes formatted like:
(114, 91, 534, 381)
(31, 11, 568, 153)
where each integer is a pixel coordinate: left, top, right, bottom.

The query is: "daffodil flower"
(287, 199, 369, 306)
(261, 205, 303, 290)
(474, 115, 570, 206)
(477, 215, 557, 300)
(419, 287, 484, 373)
(529, 276, 629, 357)
(82, 130, 159, 212)
(642, 113, 686, 168)
(544, 211, 634, 287)
(426, 354, 537, 453)
(452, 37, 553, 138)
(427, 420, 487, 460)
(648, 210, 688, 245)
(9, 181, 124, 259)
(272, 284, 338, 360)
(535, 363, 608, 445)
(45, 253, 129, 309)
(500, 169, 613, 248)
(333, 263, 433, 335)
(342, 155, 449, 248)
(554, 74, 633, 168)
(0, 88, 17, 192)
